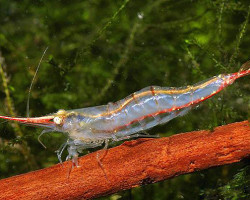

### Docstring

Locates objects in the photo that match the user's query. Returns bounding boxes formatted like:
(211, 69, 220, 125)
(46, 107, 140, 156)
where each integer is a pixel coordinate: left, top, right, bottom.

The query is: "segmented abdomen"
(75, 74, 230, 137)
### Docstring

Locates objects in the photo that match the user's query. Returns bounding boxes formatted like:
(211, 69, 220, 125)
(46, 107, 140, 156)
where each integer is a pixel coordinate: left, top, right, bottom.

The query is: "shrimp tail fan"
(239, 60, 250, 73)
(234, 60, 250, 79)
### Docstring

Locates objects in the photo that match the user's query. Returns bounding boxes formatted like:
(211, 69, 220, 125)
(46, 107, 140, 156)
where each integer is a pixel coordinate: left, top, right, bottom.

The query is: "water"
(0, 0, 249, 199)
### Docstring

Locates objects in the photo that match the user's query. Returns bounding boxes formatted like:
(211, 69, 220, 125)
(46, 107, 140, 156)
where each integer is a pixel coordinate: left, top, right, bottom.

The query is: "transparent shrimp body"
(0, 62, 249, 164)
(54, 68, 249, 162)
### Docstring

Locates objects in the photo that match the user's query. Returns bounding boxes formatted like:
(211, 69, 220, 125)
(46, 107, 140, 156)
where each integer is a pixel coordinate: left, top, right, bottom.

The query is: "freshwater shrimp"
(0, 61, 249, 164)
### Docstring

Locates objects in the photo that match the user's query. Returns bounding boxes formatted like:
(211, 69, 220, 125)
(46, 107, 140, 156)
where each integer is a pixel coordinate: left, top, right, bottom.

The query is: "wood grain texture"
(0, 121, 249, 200)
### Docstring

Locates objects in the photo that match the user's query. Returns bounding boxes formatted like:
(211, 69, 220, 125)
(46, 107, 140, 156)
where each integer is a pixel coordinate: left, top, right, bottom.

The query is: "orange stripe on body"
(97, 81, 227, 134)
(82, 76, 220, 118)
(150, 86, 159, 105)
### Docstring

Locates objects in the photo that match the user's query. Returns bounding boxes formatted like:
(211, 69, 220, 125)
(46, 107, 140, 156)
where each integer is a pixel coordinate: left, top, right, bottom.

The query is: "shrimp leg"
(112, 133, 159, 142)
(96, 139, 109, 181)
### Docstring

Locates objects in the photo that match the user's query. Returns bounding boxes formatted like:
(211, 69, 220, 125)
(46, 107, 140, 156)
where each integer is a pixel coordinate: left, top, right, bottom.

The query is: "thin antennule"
(26, 47, 49, 118)
(38, 129, 51, 149)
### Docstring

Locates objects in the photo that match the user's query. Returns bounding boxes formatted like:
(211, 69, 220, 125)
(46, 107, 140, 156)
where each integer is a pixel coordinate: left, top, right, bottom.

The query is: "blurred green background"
(0, 0, 249, 199)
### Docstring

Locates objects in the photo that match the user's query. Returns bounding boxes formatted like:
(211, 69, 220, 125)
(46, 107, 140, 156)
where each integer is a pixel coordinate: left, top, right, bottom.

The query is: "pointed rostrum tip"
(0, 115, 55, 127)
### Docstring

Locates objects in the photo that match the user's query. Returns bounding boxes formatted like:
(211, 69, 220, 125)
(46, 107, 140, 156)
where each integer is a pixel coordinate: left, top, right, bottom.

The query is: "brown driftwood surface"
(0, 121, 249, 200)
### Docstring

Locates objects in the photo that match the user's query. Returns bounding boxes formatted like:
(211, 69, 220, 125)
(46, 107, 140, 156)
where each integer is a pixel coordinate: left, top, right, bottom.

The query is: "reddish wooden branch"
(0, 121, 249, 200)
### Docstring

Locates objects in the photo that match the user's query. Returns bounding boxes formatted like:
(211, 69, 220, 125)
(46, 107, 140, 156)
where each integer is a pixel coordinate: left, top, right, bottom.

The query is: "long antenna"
(26, 46, 49, 118)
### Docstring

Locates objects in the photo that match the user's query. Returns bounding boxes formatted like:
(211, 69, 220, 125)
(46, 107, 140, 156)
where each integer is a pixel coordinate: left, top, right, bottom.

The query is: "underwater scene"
(0, 0, 249, 199)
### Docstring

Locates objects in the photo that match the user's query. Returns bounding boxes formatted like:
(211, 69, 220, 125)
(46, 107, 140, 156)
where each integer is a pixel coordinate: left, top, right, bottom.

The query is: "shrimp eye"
(54, 116, 63, 125)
